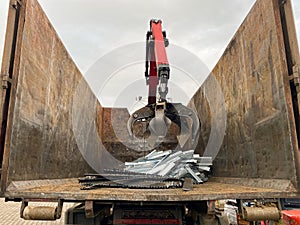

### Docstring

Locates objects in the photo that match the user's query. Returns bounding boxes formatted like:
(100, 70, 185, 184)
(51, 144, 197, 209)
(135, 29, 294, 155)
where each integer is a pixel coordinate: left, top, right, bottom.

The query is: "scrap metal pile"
(79, 150, 212, 190)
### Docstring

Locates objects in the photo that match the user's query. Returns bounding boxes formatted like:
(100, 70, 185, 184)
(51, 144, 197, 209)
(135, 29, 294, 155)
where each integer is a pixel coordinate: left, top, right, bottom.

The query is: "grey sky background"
(0, 0, 299, 108)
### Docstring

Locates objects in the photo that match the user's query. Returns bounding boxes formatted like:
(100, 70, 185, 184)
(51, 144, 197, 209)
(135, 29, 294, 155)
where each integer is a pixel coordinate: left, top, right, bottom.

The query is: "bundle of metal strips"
(79, 150, 212, 190)
(79, 172, 183, 190)
(124, 150, 212, 184)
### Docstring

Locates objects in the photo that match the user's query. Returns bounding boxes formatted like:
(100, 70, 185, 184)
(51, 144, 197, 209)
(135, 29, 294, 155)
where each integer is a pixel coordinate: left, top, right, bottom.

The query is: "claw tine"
(127, 115, 135, 138)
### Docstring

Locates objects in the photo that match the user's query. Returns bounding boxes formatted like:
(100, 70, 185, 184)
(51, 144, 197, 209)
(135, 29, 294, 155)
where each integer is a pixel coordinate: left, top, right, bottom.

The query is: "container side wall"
(1, 0, 98, 191)
(191, 0, 299, 190)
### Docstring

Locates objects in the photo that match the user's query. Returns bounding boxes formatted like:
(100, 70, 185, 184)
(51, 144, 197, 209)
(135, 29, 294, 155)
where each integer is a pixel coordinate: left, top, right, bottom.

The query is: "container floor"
(5, 177, 299, 201)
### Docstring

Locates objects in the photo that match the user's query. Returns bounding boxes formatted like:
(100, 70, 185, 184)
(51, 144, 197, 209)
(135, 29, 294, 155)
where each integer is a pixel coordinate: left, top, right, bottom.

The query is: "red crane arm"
(151, 20, 169, 65)
(145, 19, 170, 105)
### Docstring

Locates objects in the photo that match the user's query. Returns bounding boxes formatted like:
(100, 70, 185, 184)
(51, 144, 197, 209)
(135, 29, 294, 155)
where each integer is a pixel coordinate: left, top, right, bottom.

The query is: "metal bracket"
(56, 199, 63, 219)
(12, 0, 22, 9)
(85, 200, 94, 218)
(84, 201, 111, 219)
(20, 200, 28, 218)
(280, 0, 287, 5)
(289, 65, 300, 86)
(2, 74, 12, 89)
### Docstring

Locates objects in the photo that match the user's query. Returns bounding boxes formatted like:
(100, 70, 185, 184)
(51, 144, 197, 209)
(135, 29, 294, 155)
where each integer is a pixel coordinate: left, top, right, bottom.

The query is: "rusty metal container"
(0, 0, 299, 203)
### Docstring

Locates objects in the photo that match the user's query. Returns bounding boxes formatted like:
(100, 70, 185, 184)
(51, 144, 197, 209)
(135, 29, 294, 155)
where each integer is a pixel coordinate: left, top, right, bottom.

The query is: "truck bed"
(5, 178, 298, 201)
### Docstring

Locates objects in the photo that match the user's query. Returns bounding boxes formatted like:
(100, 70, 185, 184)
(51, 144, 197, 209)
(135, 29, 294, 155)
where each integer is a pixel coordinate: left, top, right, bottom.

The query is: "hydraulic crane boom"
(145, 19, 170, 104)
(127, 19, 200, 150)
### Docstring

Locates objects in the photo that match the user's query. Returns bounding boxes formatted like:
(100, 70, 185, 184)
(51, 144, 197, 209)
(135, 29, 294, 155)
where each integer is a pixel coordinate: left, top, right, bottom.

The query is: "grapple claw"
(171, 103, 200, 149)
(127, 102, 200, 150)
(148, 102, 171, 137)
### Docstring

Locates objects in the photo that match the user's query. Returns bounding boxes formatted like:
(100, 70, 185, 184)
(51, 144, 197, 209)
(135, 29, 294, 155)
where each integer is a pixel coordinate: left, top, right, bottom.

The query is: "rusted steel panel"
(1, 0, 96, 191)
(99, 107, 179, 162)
(101, 108, 130, 143)
(191, 0, 299, 191)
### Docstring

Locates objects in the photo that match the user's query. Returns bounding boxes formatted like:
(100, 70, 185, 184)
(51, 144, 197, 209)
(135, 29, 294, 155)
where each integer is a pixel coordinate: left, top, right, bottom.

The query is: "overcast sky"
(0, 0, 299, 108)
